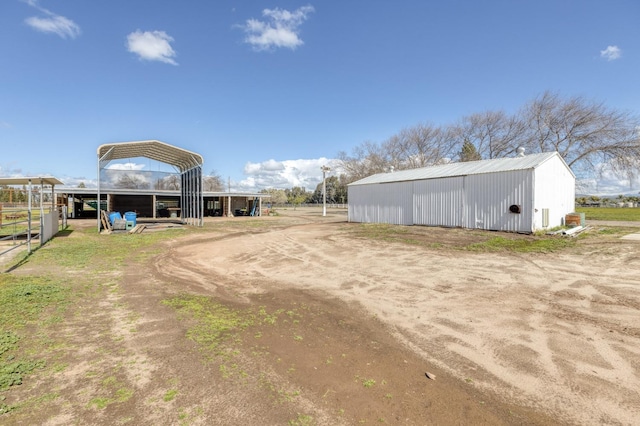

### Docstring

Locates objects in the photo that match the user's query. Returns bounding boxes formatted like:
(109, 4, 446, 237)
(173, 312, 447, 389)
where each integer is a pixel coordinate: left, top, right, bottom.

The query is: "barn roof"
(97, 140, 203, 172)
(348, 151, 574, 186)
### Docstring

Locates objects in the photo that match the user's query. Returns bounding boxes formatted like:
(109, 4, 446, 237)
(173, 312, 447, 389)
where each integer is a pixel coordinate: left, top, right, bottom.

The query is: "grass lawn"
(576, 207, 640, 222)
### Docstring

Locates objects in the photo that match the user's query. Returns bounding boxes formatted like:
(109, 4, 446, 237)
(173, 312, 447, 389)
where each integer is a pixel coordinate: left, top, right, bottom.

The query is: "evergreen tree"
(459, 139, 482, 162)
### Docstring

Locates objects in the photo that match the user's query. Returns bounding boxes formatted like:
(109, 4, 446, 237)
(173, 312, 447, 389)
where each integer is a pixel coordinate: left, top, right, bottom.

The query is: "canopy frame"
(97, 140, 204, 230)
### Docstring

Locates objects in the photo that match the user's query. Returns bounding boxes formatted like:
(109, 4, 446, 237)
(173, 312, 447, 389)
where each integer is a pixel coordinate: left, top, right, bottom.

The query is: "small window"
(509, 204, 521, 214)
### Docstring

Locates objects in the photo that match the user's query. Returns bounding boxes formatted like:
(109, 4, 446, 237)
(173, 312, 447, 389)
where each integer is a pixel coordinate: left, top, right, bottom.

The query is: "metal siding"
(348, 153, 575, 233)
(348, 182, 413, 225)
(464, 170, 534, 232)
(533, 156, 576, 229)
(413, 177, 464, 227)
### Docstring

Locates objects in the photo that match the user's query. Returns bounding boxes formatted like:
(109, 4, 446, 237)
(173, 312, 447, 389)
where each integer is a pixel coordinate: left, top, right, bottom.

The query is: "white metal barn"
(347, 152, 575, 233)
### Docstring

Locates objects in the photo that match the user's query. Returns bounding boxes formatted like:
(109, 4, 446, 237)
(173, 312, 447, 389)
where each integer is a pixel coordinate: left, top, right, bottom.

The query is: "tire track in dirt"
(151, 221, 640, 425)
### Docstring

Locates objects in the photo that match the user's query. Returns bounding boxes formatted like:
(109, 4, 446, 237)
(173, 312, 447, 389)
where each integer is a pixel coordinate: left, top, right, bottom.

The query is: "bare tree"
(115, 173, 149, 189)
(155, 174, 180, 190)
(450, 110, 526, 160)
(337, 91, 640, 185)
(384, 123, 457, 169)
(337, 141, 390, 182)
(203, 171, 224, 192)
(522, 91, 640, 179)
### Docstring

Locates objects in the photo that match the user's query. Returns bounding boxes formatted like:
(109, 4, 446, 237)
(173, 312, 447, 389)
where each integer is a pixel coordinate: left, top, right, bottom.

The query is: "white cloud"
(106, 162, 146, 171)
(236, 158, 335, 191)
(58, 176, 97, 188)
(0, 121, 11, 129)
(0, 165, 24, 179)
(577, 160, 639, 195)
(600, 45, 621, 61)
(126, 30, 178, 65)
(240, 5, 314, 51)
(23, 0, 81, 39)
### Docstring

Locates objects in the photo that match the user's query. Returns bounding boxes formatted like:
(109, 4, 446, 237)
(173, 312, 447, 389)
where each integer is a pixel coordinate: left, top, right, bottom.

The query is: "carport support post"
(39, 178, 44, 246)
(152, 194, 157, 219)
(97, 156, 101, 232)
(321, 165, 330, 217)
(27, 179, 32, 253)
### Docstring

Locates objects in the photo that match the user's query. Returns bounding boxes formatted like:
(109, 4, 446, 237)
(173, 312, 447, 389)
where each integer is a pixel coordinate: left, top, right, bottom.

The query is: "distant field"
(576, 207, 640, 221)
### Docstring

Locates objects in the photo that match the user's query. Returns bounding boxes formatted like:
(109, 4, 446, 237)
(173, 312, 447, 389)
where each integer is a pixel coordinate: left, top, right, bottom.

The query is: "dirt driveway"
(153, 209, 640, 425)
(3, 208, 639, 425)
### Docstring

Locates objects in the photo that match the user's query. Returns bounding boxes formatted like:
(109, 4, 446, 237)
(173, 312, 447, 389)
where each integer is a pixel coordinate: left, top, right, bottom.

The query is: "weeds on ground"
(0, 275, 69, 413)
(288, 413, 314, 426)
(0, 223, 190, 416)
(465, 236, 575, 253)
(23, 226, 189, 271)
(162, 295, 254, 354)
(350, 223, 579, 253)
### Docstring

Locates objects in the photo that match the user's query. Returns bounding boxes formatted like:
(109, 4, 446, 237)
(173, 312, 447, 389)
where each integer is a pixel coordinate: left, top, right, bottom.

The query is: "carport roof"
(0, 177, 64, 186)
(97, 140, 203, 172)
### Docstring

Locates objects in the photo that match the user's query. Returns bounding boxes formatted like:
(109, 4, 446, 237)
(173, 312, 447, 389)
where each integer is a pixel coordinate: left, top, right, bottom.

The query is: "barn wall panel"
(533, 158, 575, 229)
(464, 170, 534, 232)
(413, 177, 464, 227)
(348, 181, 413, 225)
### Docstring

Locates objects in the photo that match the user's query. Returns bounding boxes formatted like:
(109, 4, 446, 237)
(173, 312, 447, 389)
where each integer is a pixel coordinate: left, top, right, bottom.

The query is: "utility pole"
(321, 165, 331, 217)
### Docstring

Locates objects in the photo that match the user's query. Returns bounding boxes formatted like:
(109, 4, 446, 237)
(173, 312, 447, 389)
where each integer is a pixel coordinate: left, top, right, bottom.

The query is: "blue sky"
(1, 0, 638, 193)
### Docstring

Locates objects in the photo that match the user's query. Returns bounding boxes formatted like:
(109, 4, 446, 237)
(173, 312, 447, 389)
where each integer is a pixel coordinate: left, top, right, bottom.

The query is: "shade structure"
(0, 177, 63, 186)
(97, 140, 204, 229)
(97, 140, 203, 173)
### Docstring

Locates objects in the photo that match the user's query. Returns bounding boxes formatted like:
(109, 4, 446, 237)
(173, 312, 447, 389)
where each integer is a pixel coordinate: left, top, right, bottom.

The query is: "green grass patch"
(163, 389, 178, 402)
(23, 225, 191, 272)
(362, 378, 376, 388)
(576, 207, 640, 222)
(0, 332, 19, 358)
(288, 413, 314, 426)
(350, 223, 443, 247)
(88, 378, 134, 410)
(594, 227, 639, 236)
(354, 224, 409, 241)
(352, 223, 577, 253)
(0, 275, 69, 395)
(162, 295, 254, 354)
(0, 359, 46, 391)
(465, 236, 575, 253)
(0, 276, 68, 330)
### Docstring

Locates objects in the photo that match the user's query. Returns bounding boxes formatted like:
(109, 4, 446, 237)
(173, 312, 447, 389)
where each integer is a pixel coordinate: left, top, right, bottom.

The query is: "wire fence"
(0, 205, 67, 267)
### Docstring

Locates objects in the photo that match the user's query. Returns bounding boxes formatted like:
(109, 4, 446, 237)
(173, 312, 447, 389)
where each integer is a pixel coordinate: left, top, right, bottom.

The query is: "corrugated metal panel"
(98, 140, 204, 173)
(348, 181, 413, 225)
(349, 152, 571, 186)
(463, 170, 534, 232)
(533, 157, 576, 229)
(413, 177, 464, 227)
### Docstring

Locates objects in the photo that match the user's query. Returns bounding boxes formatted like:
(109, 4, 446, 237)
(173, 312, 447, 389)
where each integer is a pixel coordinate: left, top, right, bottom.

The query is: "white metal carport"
(97, 140, 205, 229)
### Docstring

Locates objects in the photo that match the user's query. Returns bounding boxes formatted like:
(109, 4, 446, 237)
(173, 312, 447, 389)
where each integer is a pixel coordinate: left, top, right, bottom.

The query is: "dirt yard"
(2, 208, 639, 425)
